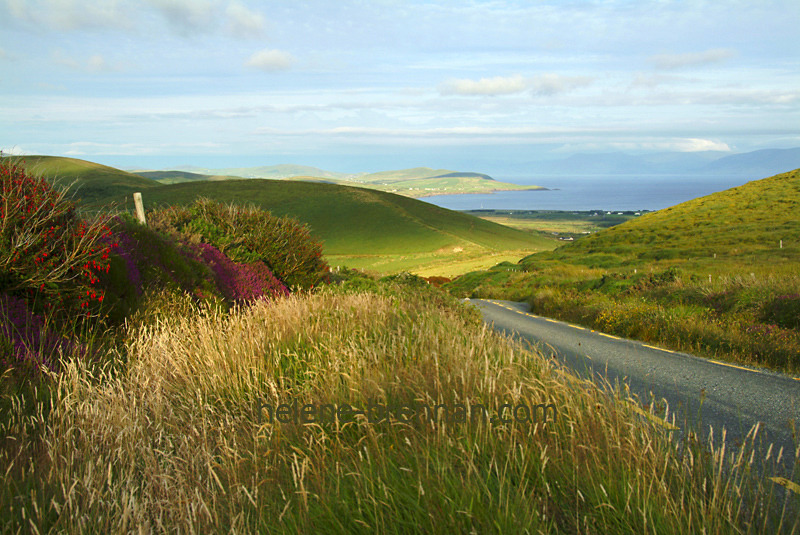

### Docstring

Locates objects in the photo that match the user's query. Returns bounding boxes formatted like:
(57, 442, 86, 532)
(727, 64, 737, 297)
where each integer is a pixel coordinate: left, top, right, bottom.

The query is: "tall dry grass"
(1, 289, 797, 533)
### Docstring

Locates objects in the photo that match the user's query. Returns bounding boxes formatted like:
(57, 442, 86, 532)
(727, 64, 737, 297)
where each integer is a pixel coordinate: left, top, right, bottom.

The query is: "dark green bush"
(760, 294, 800, 330)
(148, 199, 328, 289)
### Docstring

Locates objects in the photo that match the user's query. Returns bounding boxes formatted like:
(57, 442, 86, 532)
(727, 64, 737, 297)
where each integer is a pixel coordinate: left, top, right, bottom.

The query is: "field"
(3, 281, 797, 533)
(448, 169, 800, 373)
(469, 209, 646, 239)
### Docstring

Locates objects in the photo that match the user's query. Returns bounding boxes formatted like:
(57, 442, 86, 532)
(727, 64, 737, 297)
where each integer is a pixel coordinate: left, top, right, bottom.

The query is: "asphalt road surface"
(470, 298, 800, 464)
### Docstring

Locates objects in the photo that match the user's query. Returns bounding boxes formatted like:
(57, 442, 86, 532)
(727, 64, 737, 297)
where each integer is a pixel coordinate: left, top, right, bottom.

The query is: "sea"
(422, 175, 752, 212)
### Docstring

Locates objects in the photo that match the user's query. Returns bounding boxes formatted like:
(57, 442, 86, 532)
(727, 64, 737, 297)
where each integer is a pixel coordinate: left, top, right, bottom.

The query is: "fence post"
(133, 192, 147, 225)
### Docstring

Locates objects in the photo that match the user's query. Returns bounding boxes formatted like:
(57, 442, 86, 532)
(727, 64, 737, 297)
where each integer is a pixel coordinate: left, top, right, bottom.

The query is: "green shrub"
(98, 215, 223, 324)
(760, 294, 800, 330)
(148, 198, 328, 289)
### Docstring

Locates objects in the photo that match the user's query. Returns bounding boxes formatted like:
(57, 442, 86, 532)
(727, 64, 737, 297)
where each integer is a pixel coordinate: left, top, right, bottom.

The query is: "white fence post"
(133, 192, 147, 225)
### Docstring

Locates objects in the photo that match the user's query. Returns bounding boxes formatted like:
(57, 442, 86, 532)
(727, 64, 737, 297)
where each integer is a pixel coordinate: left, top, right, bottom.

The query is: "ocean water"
(422, 175, 752, 212)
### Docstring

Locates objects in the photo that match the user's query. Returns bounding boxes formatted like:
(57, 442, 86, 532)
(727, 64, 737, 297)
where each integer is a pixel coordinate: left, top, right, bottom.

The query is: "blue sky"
(1, 0, 798, 173)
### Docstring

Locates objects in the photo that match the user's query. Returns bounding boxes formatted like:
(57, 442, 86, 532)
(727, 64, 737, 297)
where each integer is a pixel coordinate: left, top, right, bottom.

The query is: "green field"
(448, 169, 800, 372)
(137, 179, 554, 274)
(469, 209, 646, 239)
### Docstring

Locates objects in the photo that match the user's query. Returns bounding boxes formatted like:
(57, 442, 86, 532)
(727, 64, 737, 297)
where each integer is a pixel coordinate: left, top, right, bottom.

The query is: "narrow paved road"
(471, 298, 800, 461)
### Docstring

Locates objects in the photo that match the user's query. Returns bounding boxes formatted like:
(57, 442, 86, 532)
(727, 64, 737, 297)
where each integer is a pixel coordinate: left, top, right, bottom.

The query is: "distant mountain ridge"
(522, 147, 800, 177)
(155, 147, 800, 180)
(171, 164, 356, 180)
(132, 164, 528, 198)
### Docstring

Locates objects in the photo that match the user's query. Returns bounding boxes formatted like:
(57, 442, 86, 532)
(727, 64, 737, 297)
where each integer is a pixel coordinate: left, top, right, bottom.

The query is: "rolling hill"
(172, 163, 354, 180)
(447, 168, 800, 371)
(136, 179, 549, 256)
(140, 164, 544, 198)
(4, 155, 552, 274)
(2, 155, 161, 205)
(537, 167, 800, 271)
(133, 170, 241, 184)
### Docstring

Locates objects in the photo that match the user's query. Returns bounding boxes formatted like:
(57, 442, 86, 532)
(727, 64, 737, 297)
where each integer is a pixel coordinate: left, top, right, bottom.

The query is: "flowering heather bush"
(0, 293, 76, 372)
(96, 215, 224, 323)
(0, 157, 116, 322)
(191, 242, 288, 302)
(149, 198, 328, 289)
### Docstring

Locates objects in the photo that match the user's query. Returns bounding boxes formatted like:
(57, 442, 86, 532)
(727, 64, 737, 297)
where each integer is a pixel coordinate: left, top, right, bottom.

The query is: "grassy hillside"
(175, 164, 354, 180)
(2, 155, 161, 205)
(543, 168, 799, 273)
(357, 167, 457, 182)
(6, 283, 792, 533)
(133, 170, 239, 184)
(123, 179, 555, 274)
(346, 167, 543, 198)
(0, 156, 551, 275)
(448, 169, 800, 371)
(3, 157, 796, 533)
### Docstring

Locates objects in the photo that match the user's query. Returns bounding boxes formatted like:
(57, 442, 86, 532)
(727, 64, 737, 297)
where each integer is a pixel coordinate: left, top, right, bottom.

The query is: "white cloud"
(52, 50, 121, 72)
(225, 1, 265, 37)
(0, 145, 29, 156)
(438, 73, 593, 97)
(245, 49, 294, 71)
(650, 48, 735, 70)
(2, 0, 269, 38)
(87, 54, 121, 72)
(145, 0, 215, 34)
(674, 138, 731, 152)
(3, 0, 132, 30)
(530, 73, 593, 96)
(439, 75, 528, 96)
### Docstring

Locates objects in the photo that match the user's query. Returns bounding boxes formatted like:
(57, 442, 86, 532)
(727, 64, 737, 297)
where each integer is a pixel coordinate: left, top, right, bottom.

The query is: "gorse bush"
(148, 198, 328, 289)
(0, 158, 116, 320)
(0, 157, 117, 372)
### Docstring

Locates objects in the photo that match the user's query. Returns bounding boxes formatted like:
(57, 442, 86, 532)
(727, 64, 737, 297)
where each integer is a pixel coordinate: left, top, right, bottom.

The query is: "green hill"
(334, 167, 543, 198)
(3, 155, 552, 274)
(134, 179, 549, 255)
(1, 155, 161, 205)
(357, 167, 456, 183)
(133, 170, 239, 184)
(448, 169, 800, 371)
(532, 168, 800, 272)
(174, 164, 353, 180)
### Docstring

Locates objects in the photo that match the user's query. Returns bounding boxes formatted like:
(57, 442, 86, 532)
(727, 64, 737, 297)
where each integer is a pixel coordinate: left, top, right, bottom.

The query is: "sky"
(1, 0, 799, 174)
